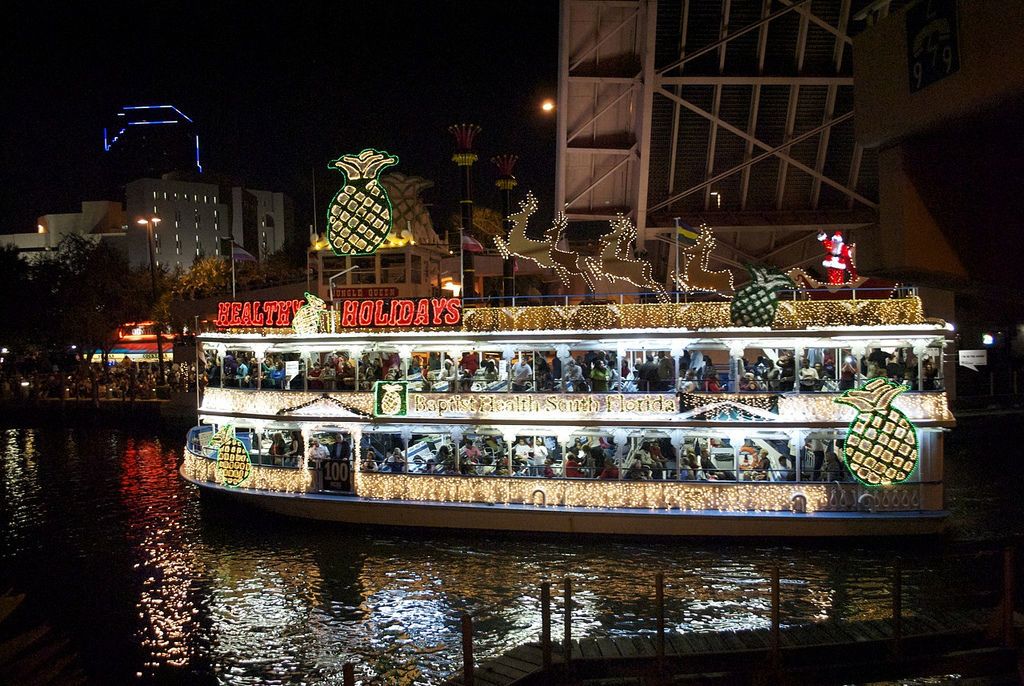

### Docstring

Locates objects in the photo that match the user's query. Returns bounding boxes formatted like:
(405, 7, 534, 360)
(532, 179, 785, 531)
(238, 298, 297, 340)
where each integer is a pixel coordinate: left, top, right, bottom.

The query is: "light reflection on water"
(0, 422, 1015, 684)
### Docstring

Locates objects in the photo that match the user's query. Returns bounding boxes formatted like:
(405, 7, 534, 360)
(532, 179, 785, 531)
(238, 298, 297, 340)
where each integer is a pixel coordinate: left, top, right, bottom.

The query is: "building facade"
(125, 178, 294, 269)
(0, 201, 126, 259)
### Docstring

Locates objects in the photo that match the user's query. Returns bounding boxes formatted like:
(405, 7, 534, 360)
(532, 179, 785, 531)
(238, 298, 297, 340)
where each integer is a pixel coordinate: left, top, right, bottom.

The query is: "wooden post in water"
(461, 613, 474, 686)
(771, 565, 781, 665)
(1003, 545, 1015, 648)
(656, 572, 665, 661)
(564, 578, 573, 665)
(892, 557, 903, 655)
(541, 581, 552, 670)
(342, 663, 355, 686)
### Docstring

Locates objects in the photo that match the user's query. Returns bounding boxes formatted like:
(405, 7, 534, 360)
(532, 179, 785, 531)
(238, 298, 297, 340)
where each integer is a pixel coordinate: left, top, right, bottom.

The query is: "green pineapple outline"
(210, 424, 253, 488)
(325, 148, 400, 257)
(835, 378, 920, 487)
(374, 380, 408, 417)
(729, 264, 795, 327)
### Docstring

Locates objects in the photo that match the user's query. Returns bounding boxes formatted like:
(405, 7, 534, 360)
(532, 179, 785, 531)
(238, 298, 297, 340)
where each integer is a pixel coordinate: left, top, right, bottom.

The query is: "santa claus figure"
(817, 231, 857, 285)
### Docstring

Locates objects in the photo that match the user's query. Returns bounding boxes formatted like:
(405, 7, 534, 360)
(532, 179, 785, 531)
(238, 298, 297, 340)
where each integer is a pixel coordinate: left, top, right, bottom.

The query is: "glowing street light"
(137, 216, 166, 385)
(541, 99, 555, 113)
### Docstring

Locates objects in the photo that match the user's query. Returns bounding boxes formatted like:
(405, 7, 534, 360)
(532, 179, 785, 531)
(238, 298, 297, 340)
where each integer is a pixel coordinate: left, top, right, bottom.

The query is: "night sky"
(2, 1, 560, 234)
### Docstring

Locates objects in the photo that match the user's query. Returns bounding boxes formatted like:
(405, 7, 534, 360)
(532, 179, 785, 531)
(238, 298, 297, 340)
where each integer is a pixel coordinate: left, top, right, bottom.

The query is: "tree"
(40, 235, 149, 363)
(0, 245, 35, 349)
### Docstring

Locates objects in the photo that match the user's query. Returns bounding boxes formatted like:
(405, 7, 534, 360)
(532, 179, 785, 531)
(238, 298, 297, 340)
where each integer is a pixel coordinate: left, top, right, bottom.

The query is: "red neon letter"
(216, 302, 231, 327)
(341, 300, 358, 327)
(442, 297, 462, 325)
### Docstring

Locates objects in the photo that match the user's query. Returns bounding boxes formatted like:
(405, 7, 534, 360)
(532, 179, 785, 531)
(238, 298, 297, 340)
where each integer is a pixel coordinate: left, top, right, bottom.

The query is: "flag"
(231, 243, 256, 262)
(676, 221, 698, 246)
(461, 233, 485, 253)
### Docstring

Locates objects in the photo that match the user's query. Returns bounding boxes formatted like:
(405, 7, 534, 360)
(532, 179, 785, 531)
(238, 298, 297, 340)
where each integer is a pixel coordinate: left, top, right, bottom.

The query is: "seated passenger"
(598, 457, 620, 480)
(563, 454, 584, 478)
(382, 448, 405, 473)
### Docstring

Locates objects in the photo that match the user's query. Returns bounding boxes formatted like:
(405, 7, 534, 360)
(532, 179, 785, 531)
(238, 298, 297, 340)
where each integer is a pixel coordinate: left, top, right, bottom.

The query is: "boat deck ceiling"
(199, 326, 949, 348)
(197, 408, 955, 430)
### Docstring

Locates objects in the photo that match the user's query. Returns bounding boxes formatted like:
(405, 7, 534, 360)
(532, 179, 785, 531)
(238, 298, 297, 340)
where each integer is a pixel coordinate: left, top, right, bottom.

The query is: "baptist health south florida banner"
(409, 393, 678, 418)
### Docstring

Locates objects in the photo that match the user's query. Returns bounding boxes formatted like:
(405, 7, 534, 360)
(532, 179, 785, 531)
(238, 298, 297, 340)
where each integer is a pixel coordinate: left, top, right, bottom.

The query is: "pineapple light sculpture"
(836, 378, 919, 486)
(730, 265, 795, 327)
(210, 425, 253, 488)
(374, 381, 407, 417)
(326, 149, 400, 255)
(291, 292, 326, 335)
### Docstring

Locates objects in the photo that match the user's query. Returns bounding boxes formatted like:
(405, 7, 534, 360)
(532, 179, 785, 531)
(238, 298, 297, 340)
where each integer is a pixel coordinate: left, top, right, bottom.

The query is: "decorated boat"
(181, 150, 955, 537)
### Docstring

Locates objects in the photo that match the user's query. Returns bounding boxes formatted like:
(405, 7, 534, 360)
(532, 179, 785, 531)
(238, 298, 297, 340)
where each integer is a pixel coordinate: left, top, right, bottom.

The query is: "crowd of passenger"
(352, 432, 856, 483)
(201, 344, 943, 395)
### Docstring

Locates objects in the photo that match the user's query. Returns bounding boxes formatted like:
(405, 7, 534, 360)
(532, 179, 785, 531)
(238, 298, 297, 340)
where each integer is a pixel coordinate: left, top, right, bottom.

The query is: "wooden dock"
(442, 607, 1018, 685)
(436, 547, 1023, 686)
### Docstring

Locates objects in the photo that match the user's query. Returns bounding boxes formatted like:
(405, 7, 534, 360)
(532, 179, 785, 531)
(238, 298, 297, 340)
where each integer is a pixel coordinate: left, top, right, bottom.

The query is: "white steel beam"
(569, 8, 640, 72)
(657, 0, 812, 75)
(776, 0, 854, 46)
(566, 86, 636, 143)
(649, 91, 876, 208)
(740, 0, 772, 212)
(659, 75, 853, 85)
(632, 0, 658, 235)
(566, 152, 635, 208)
(666, 0, 690, 195)
(555, 0, 572, 213)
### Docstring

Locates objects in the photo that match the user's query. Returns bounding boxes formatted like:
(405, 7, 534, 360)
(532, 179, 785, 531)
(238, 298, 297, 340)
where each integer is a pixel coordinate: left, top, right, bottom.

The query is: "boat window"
(682, 435, 736, 481)
(362, 432, 404, 473)
(563, 349, 617, 393)
(309, 351, 355, 391)
(309, 430, 352, 463)
(458, 431, 508, 476)
(251, 428, 302, 468)
(461, 351, 503, 392)
(566, 431, 619, 479)
(621, 350, 675, 393)
(801, 433, 858, 483)
(510, 435, 560, 477)
(623, 430, 677, 480)
(921, 346, 943, 391)
(407, 433, 453, 475)
(736, 436, 794, 482)
(222, 349, 256, 389)
(261, 352, 306, 391)
(406, 352, 429, 391)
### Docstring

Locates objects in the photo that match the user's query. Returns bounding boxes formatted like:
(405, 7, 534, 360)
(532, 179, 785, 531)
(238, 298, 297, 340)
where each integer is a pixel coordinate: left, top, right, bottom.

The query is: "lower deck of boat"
(184, 469, 946, 537)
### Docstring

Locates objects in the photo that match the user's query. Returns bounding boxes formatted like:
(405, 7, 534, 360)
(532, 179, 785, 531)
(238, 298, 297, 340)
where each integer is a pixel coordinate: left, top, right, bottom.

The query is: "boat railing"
(459, 284, 918, 308)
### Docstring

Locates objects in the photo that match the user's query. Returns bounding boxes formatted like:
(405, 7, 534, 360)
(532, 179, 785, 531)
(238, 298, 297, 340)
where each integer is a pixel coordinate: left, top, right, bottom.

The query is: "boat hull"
(184, 468, 946, 538)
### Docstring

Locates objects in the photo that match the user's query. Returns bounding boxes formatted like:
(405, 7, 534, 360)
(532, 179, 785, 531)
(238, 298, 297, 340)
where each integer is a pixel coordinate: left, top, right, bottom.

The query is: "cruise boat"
(181, 154, 954, 537)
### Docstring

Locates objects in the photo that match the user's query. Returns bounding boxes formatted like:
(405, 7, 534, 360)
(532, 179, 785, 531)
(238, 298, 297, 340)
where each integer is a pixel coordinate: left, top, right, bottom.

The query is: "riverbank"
(0, 392, 198, 425)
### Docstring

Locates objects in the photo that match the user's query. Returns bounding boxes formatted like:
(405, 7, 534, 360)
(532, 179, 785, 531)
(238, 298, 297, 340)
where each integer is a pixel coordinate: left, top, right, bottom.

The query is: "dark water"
(0, 417, 1019, 685)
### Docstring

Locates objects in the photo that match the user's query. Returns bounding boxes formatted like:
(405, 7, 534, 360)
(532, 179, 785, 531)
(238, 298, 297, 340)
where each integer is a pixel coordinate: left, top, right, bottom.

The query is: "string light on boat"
(357, 473, 831, 513)
(183, 452, 314, 493)
(462, 298, 926, 333)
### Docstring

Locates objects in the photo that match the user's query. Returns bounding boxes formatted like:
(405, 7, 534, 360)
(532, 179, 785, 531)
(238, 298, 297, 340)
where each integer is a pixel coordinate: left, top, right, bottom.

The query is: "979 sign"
(321, 459, 354, 493)
(906, 0, 960, 94)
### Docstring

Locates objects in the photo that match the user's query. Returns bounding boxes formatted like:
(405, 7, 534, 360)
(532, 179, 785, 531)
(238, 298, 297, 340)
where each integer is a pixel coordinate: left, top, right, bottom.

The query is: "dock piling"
(1002, 545, 1015, 648)
(564, 578, 573, 665)
(343, 662, 354, 686)
(541, 580, 552, 670)
(771, 564, 781, 665)
(656, 572, 665, 661)
(461, 613, 474, 686)
(892, 557, 903, 655)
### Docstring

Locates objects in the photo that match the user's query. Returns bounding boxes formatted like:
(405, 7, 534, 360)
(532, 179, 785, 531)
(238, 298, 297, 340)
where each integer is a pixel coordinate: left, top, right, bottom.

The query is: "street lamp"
(137, 217, 166, 385)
